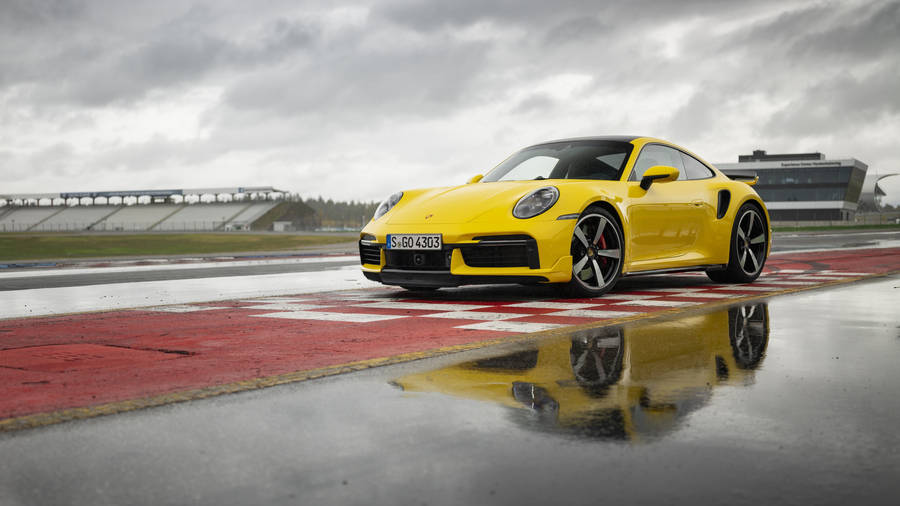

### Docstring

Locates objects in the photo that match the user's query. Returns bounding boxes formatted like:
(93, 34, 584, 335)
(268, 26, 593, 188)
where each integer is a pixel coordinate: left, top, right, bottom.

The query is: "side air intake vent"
(717, 190, 731, 220)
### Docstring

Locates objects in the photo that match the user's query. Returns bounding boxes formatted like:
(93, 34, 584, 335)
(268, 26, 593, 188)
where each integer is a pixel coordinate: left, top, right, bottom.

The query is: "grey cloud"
(379, 0, 785, 33)
(764, 63, 900, 136)
(3, 0, 900, 201)
(511, 93, 557, 115)
(542, 16, 615, 47)
(787, 1, 900, 62)
(717, 0, 899, 67)
(1, 2, 317, 107)
(223, 32, 490, 120)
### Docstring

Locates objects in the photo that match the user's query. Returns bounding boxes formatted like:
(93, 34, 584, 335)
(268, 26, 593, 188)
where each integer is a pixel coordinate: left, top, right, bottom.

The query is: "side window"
(680, 152, 715, 180)
(629, 144, 685, 181)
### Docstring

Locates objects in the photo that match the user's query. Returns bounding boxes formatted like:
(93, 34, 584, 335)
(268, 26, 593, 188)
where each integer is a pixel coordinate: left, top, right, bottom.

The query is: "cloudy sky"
(2, 0, 899, 204)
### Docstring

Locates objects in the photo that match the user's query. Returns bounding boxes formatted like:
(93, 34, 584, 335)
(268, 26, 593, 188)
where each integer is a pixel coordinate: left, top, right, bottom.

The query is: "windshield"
(482, 140, 634, 182)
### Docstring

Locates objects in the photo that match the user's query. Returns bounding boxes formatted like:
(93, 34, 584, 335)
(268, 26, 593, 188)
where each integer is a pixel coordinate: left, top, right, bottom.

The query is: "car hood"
(386, 181, 553, 225)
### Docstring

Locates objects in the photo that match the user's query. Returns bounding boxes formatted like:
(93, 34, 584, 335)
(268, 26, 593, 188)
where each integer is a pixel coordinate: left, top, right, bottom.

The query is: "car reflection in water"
(393, 303, 769, 442)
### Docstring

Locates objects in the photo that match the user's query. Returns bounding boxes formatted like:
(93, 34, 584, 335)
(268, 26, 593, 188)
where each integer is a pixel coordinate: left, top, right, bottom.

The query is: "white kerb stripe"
(712, 286, 781, 291)
(506, 302, 600, 310)
(242, 303, 331, 311)
(611, 299, 698, 307)
(240, 298, 318, 304)
(142, 305, 225, 313)
(421, 311, 528, 321)
(665, 292, 737, 299)
(356, 302, 492, 311)
(455, 321, 567, 333)
(548, 309, 638, 318)
(249, 311, 406, 322)
(601, 294, 661, 301)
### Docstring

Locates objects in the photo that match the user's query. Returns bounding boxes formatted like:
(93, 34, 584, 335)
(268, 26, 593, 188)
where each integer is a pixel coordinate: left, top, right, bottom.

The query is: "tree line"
(285, 194, 380, 230)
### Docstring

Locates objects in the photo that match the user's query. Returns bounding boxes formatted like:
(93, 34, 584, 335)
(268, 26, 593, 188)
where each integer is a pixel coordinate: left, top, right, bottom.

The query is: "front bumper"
(359, 220, 575, 287)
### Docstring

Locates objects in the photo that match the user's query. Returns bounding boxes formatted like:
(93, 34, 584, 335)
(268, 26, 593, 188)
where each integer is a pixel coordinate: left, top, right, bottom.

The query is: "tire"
(706, 203, 768, 283)
(559, 206, 624, 298)
(728, 303, 769, 369)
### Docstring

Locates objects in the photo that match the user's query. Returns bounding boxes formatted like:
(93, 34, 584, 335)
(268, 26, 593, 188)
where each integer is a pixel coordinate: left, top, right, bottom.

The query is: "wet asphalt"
(1, 274, 898, 505)
(2, 229, 899, 291)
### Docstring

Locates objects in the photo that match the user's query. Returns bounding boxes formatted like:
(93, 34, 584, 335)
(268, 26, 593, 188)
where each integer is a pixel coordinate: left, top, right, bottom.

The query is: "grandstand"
(0, 187, 287, 232)
(94, 204, 183, 232)
(153, 203, 256, 231)
(32, 205, 120, 232)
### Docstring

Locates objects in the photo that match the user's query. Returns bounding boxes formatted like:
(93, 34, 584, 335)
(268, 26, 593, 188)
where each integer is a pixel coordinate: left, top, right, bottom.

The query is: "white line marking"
(421, 311, 528, 321)
(548, 309, 639, 318)
(0, 255, 360, 279)
(665, 292, 737, 299)
(0, 269, 379, 319)
(141, 305, 226, 313)
(601, 294, 661, 301)
(240, 298, 319, 304)
(628, 288, 708, 293)
(357, 302, 492, 311)
(506, 301, 600, 310)
(712, 285, 787, 291)
(611, 299, 698, 307)
(785, 275, 847, 280)
(241, 303, 328, 311)
(755, 281, 817, 286)
(249, 311, 406, 323)
(455, 321, 567, 333)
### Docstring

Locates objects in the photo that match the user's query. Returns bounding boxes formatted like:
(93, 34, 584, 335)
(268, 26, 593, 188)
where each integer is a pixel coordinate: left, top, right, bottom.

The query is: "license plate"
(386, 234, 442, 250)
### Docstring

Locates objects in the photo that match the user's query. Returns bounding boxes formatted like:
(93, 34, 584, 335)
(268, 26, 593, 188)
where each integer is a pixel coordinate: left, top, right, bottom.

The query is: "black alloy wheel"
(707, 203, 768, 283)
(563, 207, 623, 297)
(728, 303, 769, 369)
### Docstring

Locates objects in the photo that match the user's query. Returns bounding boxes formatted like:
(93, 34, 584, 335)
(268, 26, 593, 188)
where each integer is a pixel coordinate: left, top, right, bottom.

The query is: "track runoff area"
(2, 246, 899, 432)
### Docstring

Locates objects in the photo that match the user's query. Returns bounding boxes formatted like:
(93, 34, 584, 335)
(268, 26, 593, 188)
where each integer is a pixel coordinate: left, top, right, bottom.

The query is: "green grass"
(772, 223, 900, 232)
(0, 233, 357, 262)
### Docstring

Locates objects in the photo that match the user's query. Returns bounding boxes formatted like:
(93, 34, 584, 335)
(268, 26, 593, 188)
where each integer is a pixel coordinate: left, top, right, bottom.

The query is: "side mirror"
(467, 174, 484, 184)
(639, 165, 679, 190)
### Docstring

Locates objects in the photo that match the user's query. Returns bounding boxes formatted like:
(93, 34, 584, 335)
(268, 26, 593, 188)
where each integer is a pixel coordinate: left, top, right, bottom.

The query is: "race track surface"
(2, 247, 898, 431)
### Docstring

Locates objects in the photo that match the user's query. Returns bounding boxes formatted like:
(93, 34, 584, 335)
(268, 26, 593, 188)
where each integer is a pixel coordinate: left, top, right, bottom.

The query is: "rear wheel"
(561, 207, 623, 298)
(707, 203, 768, 283)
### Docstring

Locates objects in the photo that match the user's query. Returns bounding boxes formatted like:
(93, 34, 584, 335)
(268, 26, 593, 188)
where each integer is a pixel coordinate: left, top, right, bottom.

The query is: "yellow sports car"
(392, 303, 770, 441)
(360, 136, 771, 296)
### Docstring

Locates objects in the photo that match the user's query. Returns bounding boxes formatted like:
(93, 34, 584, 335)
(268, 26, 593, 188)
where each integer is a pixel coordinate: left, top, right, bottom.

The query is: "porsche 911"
(359, 136, 771, 297)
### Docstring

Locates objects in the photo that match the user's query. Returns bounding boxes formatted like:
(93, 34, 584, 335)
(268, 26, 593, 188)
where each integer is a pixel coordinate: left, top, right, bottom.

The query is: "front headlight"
(513, 186, 559, 219)
(372, 192, 403, 220)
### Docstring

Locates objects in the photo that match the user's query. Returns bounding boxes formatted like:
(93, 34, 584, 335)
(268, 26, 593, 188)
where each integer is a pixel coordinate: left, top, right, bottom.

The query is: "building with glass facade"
(716, 150, 868, 221)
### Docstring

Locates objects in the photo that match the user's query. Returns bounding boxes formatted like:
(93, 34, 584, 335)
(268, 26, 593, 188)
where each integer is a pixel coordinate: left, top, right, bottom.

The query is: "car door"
(625, 144, 707, 266)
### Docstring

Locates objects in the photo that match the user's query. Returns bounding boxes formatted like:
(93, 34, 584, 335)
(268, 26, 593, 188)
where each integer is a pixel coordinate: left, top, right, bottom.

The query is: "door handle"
(691, 200, 704, 207)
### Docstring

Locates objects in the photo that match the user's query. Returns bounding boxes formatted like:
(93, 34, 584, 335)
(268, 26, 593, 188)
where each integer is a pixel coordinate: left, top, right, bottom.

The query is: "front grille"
(461, 245, 530, 267)
(461, 235, 540, 269)
(384, 249, 451, 271)
(359, 242, 382, 265)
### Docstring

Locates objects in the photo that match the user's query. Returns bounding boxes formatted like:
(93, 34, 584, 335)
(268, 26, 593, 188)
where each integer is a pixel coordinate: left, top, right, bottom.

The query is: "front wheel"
(560, 207, 624, 298)
(707, 203, 768, 283)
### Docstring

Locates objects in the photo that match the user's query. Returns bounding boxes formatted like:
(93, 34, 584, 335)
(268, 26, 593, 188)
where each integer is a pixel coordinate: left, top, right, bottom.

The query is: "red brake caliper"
(598, 233, 608, 268)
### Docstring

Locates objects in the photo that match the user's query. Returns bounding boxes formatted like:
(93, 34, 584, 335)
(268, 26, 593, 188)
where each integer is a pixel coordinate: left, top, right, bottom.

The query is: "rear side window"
(680, 152, 715, 180)
(629, 144, 685, 181)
